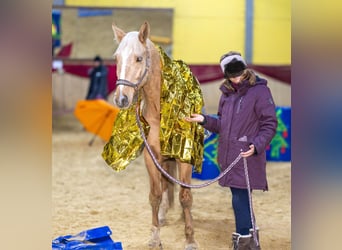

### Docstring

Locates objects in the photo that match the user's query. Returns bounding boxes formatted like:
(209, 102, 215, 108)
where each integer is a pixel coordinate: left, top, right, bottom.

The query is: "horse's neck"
(141, 45, 162, 122)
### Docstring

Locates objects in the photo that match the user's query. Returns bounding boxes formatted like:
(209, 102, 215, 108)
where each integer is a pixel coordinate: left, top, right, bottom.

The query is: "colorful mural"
(52, 10, 61, 47)
(192, 132, 220, 180)
(266, 106, 291, 161)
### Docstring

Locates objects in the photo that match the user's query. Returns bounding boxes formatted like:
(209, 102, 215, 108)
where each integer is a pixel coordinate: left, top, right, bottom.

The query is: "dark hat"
(93, 55, 102, 62)
(220, 52, 247, 78)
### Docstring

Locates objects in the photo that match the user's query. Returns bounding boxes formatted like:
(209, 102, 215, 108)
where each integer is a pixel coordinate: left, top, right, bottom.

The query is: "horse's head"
(111, 21, 151, 109)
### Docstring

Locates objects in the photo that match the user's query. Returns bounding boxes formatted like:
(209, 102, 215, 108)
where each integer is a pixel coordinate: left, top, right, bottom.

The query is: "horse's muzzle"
(113, 94, 129, 109)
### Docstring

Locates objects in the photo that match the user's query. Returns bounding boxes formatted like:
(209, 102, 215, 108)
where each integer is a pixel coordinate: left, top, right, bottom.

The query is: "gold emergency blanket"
(102, 46, 204, 172)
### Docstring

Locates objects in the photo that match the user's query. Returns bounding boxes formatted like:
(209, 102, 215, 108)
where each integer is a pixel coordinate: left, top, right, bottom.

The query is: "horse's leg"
(158, 158, 176, 226)
(167, 159, 176, 209)
(144, 145, 163, 249)
(177, 161, 198, 250)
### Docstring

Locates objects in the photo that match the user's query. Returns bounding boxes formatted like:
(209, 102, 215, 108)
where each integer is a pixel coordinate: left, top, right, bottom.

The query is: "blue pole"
(245, 0, 254, 63)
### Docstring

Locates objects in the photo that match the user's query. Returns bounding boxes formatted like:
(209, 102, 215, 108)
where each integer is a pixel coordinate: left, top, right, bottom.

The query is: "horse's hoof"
(149, 225, 161, 248)
(148, 241, 162, 250)
(158, 218, 166, 227)
(184, 242, 198, 250)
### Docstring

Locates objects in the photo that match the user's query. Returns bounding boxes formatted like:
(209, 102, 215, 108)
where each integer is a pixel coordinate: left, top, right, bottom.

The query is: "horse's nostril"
(119, 95, 129, 108)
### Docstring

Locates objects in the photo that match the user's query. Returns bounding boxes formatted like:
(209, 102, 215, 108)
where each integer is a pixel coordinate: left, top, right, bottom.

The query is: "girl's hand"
(184, 114, 204, 123)
(240, 144, 256, 158)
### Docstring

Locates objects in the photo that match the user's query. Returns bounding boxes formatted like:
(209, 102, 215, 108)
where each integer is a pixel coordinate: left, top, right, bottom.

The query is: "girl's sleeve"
(201, 95, 224, 134)
(251, 86, 278, 154)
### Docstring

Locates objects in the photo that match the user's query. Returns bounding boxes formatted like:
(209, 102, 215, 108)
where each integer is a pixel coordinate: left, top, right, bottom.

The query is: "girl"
(185, 51, 277, 249)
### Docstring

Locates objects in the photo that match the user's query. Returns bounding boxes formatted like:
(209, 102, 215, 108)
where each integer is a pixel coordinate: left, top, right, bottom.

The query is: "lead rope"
(135, 102, 258, 244)
(135, 103, 242, 188)
(243, 156, 259, 246)
(135, 102, 242, 188)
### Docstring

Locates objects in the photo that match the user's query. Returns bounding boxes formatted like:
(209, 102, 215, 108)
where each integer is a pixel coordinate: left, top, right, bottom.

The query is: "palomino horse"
(109, 22, 203, 250)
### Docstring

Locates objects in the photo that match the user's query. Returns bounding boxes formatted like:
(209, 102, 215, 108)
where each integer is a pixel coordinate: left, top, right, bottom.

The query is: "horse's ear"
(112, 23, 126, 43)
(138, 21, 150, 44)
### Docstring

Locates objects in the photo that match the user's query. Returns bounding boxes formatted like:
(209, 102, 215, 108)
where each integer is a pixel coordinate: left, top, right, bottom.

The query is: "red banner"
(53, 44, 291, 94)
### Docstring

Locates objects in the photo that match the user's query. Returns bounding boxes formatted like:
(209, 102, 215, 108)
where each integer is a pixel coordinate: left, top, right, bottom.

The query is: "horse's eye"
(136, 56, 143, 62)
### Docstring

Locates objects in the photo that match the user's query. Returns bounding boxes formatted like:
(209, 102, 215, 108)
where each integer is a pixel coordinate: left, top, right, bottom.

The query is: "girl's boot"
(249, 228, 261, 250)
(232, 232, 251, 250)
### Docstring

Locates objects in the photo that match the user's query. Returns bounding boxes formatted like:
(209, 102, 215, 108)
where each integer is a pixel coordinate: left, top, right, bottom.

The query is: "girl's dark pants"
(230, 187, 252, 235)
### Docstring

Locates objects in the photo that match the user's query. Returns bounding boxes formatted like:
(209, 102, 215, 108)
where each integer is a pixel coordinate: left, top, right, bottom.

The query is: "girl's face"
(229, 75, 242, 84)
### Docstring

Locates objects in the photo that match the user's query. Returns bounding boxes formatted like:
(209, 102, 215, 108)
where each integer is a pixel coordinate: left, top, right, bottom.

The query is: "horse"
(108, 21, 204, 250)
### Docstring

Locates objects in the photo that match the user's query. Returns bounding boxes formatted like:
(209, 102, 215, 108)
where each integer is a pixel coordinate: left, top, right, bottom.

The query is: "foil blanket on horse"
(102, 46, 204, 172)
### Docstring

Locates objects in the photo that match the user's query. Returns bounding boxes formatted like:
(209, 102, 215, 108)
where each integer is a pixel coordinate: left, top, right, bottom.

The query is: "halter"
(115, 45, 151, 92)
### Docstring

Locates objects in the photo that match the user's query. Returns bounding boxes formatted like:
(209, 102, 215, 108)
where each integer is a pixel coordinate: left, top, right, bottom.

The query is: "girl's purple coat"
(203, 77, 277, 190)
